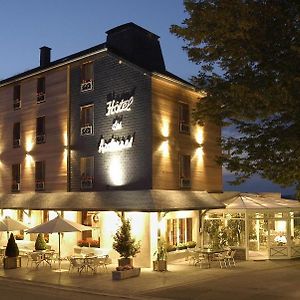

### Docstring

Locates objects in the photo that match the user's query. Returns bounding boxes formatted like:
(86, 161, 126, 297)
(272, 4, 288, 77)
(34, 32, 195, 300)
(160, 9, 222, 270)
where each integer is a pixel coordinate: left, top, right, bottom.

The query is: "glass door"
(248, 218, 269, 260)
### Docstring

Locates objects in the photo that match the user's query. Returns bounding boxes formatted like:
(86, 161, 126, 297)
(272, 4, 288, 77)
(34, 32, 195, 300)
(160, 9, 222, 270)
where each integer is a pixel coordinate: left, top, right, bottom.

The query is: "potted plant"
(3, 233, 21, 269)
(113, 214, 141, 267)
(153, 240, 167, 272)
(35, 233, 47, 251)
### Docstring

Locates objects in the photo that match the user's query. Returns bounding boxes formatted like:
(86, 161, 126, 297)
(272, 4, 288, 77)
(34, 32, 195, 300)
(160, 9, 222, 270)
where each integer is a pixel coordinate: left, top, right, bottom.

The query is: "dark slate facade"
(70, 53, 152, 191)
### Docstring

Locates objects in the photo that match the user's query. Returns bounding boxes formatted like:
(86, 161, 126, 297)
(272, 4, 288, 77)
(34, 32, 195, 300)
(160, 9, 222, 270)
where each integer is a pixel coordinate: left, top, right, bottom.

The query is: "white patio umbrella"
(0, 216, 29, 239)
(26, 214, 92, 271)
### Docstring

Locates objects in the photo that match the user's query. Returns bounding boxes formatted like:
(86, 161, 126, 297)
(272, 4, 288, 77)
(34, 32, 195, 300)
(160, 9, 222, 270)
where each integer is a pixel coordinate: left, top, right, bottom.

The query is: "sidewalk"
(0, 258, 300, 299)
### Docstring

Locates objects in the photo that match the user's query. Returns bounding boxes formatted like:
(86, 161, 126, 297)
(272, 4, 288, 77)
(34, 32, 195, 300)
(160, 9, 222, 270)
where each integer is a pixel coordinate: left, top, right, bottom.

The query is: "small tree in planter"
(113, 214, 141, 267)
(153, 240, 167, 271)
(4, 233, 20, 269)
(35, 233, 47, 251)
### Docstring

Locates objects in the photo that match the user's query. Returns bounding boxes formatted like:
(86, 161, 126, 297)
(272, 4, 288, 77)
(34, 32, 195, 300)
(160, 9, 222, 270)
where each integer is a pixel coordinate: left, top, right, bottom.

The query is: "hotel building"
(0, 23, 226, 267)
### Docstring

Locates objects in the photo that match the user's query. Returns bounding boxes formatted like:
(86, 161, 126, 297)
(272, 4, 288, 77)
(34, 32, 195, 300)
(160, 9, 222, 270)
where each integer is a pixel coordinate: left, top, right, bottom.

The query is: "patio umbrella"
(26, 214, 92, 271)
(0, 216, 29, 239)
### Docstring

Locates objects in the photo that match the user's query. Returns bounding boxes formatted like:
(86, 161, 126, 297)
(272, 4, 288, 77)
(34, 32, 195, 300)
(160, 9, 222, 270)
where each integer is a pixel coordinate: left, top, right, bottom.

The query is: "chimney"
(39, 46, 51, 67)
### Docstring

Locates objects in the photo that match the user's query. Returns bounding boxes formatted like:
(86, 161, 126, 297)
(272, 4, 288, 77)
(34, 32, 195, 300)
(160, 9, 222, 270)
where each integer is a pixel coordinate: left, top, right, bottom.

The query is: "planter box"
(153, 260, 167, 272)
(112, 267, 141, 280)
(3, 256, 21, 269)
(118, 257, 133, 267)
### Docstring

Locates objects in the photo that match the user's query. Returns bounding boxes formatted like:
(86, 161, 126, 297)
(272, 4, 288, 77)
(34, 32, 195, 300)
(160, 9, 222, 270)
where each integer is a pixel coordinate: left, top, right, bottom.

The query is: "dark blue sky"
(0, 0, 294, 196)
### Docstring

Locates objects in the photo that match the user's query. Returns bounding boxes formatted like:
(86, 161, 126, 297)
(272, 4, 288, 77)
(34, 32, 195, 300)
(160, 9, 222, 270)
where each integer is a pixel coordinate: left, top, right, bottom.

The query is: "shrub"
(177, 243, 187, 250)
(166, 244, 176, 252)
(5, 233, 19, 257)
(35, 233, 47, 250)
(186, 241, 197, 248)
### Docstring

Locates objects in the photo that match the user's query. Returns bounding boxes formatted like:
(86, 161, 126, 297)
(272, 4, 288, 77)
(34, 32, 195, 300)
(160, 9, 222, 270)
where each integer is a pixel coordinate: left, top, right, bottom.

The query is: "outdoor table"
(34, 250, 57, 267)
(196, 248, 228, 268)
(71, 255, 98, 273)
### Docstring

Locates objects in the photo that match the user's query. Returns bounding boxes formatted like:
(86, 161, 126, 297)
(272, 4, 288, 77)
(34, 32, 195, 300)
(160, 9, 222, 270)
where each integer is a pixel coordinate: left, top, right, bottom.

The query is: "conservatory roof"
(217, 193, 300, 211)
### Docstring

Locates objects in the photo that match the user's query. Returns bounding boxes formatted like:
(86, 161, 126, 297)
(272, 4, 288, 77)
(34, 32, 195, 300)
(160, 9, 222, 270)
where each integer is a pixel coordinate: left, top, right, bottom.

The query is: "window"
(80, 156, 94, 190)
(13, 122, 21, 148)
(35, 161, 45, 191)
(13, 85, 21, 110)
(36, 116, 46, 144)
(12, 164, 20, 192)
(179, 102, 190, 134)
(43, 210, 50, 242)
(80, 104, 94, 136)
(37, 77, 45, 103)
(179, 154, 191, 188)
(80, 62, 94, 92)
(81, 211, 93, 240)
(167, 218, 193, 246)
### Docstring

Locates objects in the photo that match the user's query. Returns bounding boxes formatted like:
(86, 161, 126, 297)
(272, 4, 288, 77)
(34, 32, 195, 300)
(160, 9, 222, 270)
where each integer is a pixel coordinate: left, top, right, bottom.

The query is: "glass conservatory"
(202, 193, 300, 260)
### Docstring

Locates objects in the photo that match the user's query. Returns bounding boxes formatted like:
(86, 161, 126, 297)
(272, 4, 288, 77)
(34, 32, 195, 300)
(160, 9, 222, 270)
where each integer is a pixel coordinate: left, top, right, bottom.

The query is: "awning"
(0, 190, 225, 212)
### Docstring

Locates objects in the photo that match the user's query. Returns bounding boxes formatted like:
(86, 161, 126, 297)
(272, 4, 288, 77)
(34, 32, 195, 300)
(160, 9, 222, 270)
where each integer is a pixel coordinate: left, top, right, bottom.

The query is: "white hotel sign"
(99, 90, 136, 154)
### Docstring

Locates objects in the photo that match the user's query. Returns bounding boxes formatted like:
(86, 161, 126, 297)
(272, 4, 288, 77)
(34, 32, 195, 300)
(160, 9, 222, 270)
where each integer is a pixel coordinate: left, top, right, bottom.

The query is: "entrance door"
(248, 218, 268, 260)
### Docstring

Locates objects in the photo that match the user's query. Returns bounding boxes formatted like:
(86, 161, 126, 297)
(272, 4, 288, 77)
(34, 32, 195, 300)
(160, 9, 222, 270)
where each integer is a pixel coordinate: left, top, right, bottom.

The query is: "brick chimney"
(39, 46, 52, 67)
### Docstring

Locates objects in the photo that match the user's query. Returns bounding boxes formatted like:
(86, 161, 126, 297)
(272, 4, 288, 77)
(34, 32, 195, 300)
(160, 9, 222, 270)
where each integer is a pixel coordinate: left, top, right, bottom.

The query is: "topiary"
(35, 233, 47, 251)
(5, 233, 19, 257)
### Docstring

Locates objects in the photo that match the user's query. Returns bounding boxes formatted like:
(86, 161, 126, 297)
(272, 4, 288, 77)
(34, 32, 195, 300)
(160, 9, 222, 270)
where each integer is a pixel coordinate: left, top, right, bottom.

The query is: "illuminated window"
(80, 62, 94, 92)
(43, 210, 50, 242)
(179, 154, 191, 189)
(80, 104, 94, 136)
(35, 161, 45, 191)
(80, 156, 94, 190)
(167, 218, 193, 245)
(13, 85, 21, 110)
(37, 77, 46, 103)
(12, 163, 20, 192)
(36, 116, 46, 144)
(13, 122, 21, 148)
(17, 210, 25, 240)
(179, 102, 190, 134)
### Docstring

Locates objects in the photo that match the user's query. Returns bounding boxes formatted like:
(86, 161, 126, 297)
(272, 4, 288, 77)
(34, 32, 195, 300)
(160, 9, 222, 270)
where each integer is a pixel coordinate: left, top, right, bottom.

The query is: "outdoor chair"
(215, 251, 228, 269)
(225, 249, 236, 267)
(27, 252, 43, 268)
(94, 255, 110, 272)
(68, 256, 85, 273)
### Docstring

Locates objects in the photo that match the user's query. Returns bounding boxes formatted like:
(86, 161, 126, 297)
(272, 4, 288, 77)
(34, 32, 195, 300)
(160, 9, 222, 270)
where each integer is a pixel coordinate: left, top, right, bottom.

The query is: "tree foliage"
(112, 214, 141, 258)
(171, 1, 300, 196)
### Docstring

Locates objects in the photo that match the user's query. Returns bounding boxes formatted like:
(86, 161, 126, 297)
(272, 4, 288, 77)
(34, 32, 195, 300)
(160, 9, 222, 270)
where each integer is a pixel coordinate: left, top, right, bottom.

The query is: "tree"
(171, 1, 300, 197)
(112, 214, 141, 259)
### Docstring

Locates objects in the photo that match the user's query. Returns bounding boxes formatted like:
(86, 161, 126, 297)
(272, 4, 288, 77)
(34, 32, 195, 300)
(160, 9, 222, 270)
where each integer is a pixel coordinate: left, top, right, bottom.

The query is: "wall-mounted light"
(159, 140, 169, 157)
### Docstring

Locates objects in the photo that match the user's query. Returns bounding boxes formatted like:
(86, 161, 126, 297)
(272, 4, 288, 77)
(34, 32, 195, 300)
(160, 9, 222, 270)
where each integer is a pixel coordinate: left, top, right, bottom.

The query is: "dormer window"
(80, 62, 94, 92)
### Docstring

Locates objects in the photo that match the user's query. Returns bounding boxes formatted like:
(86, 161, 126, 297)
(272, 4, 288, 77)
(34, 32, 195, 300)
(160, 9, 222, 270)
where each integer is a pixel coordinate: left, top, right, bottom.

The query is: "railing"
(81, 179, 93, 190)
(37, 92, 45, 103)
(80, 125, 93, 136)
(80, 79, 94, 93)
(13, 99, 21, 110)
(13, 138, 20, 148)
(35, 181, 45, 191)
(180, 178, 191, 188)
(11, 183, 20, 192)
(179, 122, 190, 134)
(36, 134, 46, 144)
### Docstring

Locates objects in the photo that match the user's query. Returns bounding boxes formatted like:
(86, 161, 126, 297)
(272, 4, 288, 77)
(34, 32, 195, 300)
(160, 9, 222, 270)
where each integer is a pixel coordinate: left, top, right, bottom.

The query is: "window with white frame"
(167, 218, 193, 246)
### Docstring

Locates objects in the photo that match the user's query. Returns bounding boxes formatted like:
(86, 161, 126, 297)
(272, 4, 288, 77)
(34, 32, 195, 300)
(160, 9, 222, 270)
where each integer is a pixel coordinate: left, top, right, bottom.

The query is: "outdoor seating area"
(186, 247, 237, 269)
